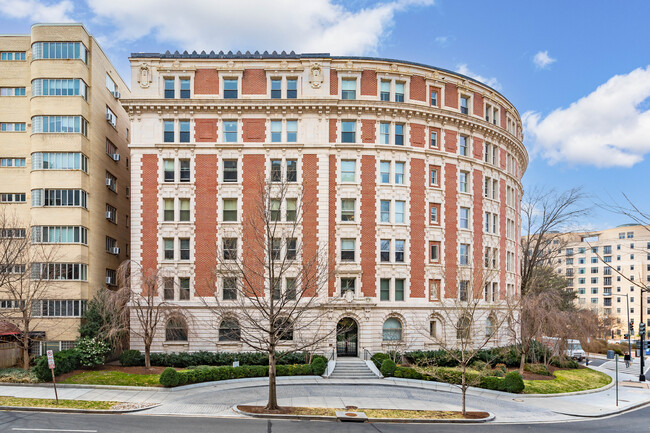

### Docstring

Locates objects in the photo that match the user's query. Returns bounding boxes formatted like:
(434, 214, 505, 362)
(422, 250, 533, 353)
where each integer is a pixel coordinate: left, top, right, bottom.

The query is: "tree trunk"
(461, 364, 467, 416)
(519, 352, 525, 375)
(144, 344, 151, 369)
(266, 348, 279, 411)
(22, 344, 30, 370)
(22, 319, 30, 370)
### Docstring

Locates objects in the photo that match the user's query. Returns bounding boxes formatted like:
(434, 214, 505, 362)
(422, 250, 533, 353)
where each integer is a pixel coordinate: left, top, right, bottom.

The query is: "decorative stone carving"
(309, 63, 324, 89)
(344, 289, 354, 303)
(390, 63, 398, 72)
(138, 64, 152, 88)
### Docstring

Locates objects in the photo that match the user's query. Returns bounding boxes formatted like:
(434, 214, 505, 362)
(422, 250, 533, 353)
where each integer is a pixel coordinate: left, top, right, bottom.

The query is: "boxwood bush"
(380, 359, 397, 377)
(121, 350, 321, 368)
(391, 365, 525, 393)
(119, 350, 145, 367)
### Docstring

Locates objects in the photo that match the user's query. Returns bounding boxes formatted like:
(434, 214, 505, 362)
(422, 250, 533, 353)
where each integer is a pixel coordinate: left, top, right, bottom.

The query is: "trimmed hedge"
(160, 362, 321, 387)
(404, 343, 552, 369)
(311, 357, 327, 376)
(549, 357, 580, 369)
(32, 349, 81, 382)
(371, 353, 390, 369)
(380, 359, 397, 377)
(392, 366, 525, 393)
(121, 350, 323, 368)
(524, 363, 552, 376)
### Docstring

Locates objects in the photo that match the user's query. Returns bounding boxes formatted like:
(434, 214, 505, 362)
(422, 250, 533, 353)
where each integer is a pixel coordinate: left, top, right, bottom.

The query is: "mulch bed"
(237, 405, 490, 419)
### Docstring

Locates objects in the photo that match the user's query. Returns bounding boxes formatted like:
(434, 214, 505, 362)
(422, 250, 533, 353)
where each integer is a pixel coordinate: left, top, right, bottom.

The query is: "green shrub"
(524, 363, 551, 376)
(75, 337, 110, 367)
(159, 367, 180, 387)
(471, 360, 487, 371)
(393, 366, 427, 380)
(119, 350, 145, 367)
(503, 371, 525, 393)
(495, 363, 507, 373)
(32, 348, 81, 382)
(549, 357, 580, 369)
(380, 359, 397, 377)
(371, 353, 389, 369)
(431, 367, 480, 385)
(479, 376, 505, 391)
(311, 357, 326, 375)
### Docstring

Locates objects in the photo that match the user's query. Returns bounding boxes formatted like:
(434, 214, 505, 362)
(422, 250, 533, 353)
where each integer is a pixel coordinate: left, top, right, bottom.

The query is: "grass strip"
(523, 368, 611, 394)
(238, 405, 488, 419)
(0, 396, 117, 410)
(61, 370, 162, 387)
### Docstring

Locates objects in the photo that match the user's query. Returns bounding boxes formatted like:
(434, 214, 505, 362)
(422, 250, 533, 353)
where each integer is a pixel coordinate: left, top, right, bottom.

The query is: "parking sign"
(47, 350, 55, 369)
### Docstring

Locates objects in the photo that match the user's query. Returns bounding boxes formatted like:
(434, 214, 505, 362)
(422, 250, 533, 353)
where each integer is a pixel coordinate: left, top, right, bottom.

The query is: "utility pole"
(640, 296, 645, 382)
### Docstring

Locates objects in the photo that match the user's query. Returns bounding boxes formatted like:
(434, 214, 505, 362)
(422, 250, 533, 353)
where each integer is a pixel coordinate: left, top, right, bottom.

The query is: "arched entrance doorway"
(336, 318, 358, 357)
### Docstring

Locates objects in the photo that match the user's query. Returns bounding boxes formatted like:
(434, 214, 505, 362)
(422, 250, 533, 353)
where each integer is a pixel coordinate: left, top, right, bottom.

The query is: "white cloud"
(0, 0, 73, 22)
(523, 66, 650, 168)
(434, 36, 448, 45)
(533, 50, 556, 69)
(85, 0, 433, 55)
(455, 64, 501, 90)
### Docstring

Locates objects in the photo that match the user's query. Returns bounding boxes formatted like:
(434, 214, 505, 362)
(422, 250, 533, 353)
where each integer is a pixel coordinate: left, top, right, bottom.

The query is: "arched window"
(456, 315, 471, 341)
(382, 318, 402, 341)
(485, 316, 495, 338)
(165, 317, 188, 341)
(274, 317, 293, 341)
(219, 318, 241, 342)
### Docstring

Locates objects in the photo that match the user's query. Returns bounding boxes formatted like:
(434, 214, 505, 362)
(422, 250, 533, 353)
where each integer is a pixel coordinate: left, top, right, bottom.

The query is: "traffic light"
(624, 334, 629, 339)
(640, 322, 646, 335)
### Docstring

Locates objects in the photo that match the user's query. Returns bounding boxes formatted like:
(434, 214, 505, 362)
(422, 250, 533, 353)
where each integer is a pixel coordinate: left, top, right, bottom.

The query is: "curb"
(0, 382, 164, 391)
(232, 405, 495, 423)
(550, 399, 650, 418)
(0, 403, 161, 414)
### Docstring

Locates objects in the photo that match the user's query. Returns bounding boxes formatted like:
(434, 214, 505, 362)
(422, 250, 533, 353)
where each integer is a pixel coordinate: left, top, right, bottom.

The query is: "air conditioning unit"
(105, 211, 113, 219)
(106, 113, 112, 121)
(105, 277, 114, 285)
(111, 247, 120, 255)
(113, 91, 121, 99)
(106, 178, 114, 187)
(110, 153, 120, 162)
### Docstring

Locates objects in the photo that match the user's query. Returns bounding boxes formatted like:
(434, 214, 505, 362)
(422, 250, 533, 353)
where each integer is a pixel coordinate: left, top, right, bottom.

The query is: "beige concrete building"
(555, 224, 650, 337)
(0, 24, 130, 354)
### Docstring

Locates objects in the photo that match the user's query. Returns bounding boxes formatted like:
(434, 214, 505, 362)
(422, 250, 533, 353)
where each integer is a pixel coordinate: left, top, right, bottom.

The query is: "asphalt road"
(1, 405, 650, 433)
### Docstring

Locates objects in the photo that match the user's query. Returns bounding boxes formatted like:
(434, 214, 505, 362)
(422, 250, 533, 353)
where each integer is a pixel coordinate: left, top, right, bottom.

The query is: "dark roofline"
(129, 50, 508, 104)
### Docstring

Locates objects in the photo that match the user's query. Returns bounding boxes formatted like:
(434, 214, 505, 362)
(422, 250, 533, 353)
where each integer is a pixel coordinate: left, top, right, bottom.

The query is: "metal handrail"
(363, 348, 372, 361)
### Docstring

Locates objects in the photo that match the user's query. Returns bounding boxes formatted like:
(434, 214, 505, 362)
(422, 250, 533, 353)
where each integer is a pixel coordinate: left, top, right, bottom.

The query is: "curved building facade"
(124, 52, 527, 355)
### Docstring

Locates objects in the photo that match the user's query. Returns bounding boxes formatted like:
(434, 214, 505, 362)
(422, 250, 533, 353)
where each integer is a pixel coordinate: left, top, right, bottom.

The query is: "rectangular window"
(179, 120, 190, 142)
(1, 52, 26, 61)
(164, 121, 174, 142)
(179, 238, 190, 260)
(460, 96, 469, 114)
(460, 243, 470, 265)
(224, 78, 238, 99)
(380, 161, 390, 184)
(223, 277, 237, 300)
(223, 159, 238, 182)
(163, 278, 174, 300)
(0, 123, 26, 132)
(341, 120, 356, 143)
(459, 135, 468, 156)
(271, 79, 282, 99)
(341, 239, 356, 261)
(164, 159, 174, 182)
(223, 238, 237, 260)
(287, 79, 297, 99)
(395, 279, 404, 301)
(0, 87, 26, 96)
(395, 201, 405, 223)
(179, 277, 190, 300)
(429, 203, 439, 224)
(380, 200, 390, 223)
(164, 78, 175, 98)
(341, 199, 355, 222)
(380, 240, 390, 262)
(459, 281, 468, 301)
(341, 160, 356, 182)
(394, 124, 404, 145)
(271, 120, 282, 142)
(180, 78, 190, 99)
(272, 239, 281, 260)
(286, 198, 297, 221)
(286, 238, 297, 260)
(224, 120, 237, 142)
(395, 240, 405, 263)
(341, 278, 355, 296)
(380, 123, 390, 144)
(271, 199, 281, 221)
(460, 207, 469, 229)
(430, 130, 438, 148)
(179, 199, 190, 221)
(32, 116, 87, 136)
(164, 238, 174, 260)
(105, 204, 117, 223)
(380, 279, 390, 300)
(271, 159, 282, 182)
(180, 159, 190, 182)
(459, 171, 469, 193)
(395, 82, 404, 102)
(286, 159, 297, 182)
(430, 90, 438, 107)
(223, 198, 237, 221)
(286, 120, 297, 142)
(0, 158, 25, 167)
(380, 80, 390, 101)
(430, 241, 440, 262)
(394, 162, 405, 184)
(429, 166, 439, 186)
(164, 198, 174, 221)
(342, 79, 356, 99)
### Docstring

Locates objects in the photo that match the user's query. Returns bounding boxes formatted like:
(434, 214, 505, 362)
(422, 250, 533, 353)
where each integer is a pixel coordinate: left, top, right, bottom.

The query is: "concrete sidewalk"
(0, 366, 648, 422)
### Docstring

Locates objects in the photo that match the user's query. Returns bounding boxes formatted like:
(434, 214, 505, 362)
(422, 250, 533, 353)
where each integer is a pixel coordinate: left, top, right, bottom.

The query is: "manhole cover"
(345, 412, 357, 416)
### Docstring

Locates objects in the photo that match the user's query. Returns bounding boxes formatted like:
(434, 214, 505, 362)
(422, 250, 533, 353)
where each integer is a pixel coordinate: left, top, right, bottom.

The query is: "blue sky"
(1, 0, 648, 231)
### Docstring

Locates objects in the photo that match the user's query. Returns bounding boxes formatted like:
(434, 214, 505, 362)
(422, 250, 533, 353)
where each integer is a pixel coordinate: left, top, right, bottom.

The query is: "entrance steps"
(328, 357, 379, 379)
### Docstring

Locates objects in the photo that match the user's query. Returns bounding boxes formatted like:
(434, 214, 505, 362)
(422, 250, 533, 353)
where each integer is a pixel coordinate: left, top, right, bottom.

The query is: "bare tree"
(201, 173, 333, 411)
(111, 261, 183, 368)
(0, 207, 66, 369)
(419, 269, 510, 416)
(521, 186, 588, 295)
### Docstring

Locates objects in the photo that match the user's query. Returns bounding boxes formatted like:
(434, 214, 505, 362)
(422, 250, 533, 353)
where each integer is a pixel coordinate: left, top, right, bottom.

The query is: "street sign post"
(46, 350, 58, 404)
